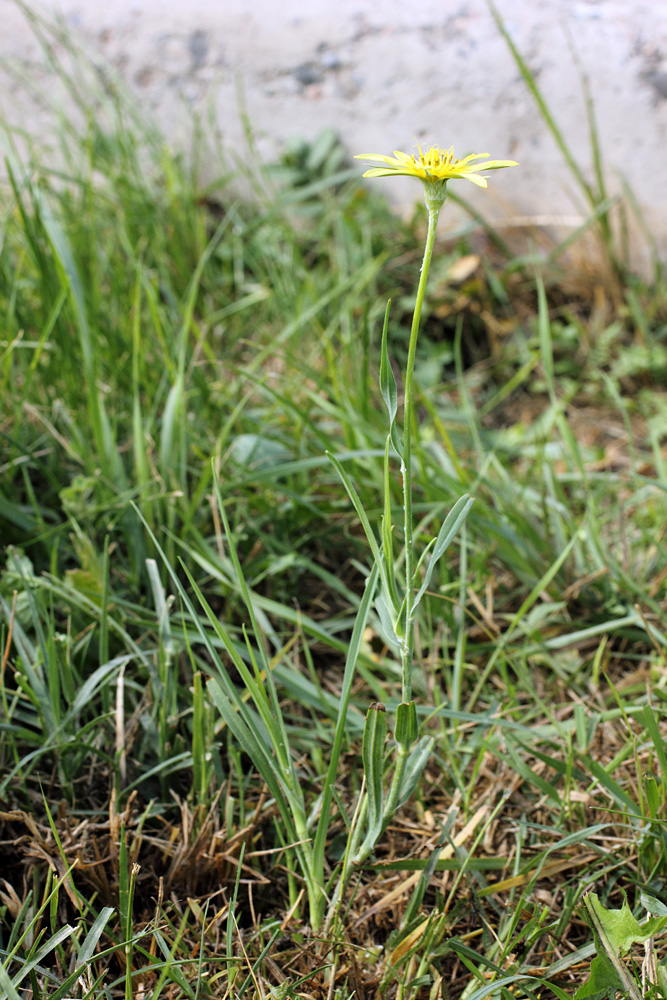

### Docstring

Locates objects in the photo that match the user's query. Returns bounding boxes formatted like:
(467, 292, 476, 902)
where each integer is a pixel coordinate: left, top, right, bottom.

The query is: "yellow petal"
(459, 174, 488, 188)
(362, 167, 406, 178)
(354, 153, 397, 164)
(481, 159, 519, 170)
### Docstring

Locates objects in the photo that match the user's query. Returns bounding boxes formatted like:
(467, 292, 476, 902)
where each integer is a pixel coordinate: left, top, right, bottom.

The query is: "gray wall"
(3, 0, 667, 267)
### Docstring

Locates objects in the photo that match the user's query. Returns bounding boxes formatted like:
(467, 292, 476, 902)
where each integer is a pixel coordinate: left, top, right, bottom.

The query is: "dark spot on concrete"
(135, 67, 154, 87)
(320, 50, 341, 71)
(644, 71, 667, 99)
(293, 63, 322, 86)
(188, 29, 208, 71)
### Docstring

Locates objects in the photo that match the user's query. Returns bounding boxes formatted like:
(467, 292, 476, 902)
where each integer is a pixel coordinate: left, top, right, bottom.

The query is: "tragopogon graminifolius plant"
(325, 145, 518, 916)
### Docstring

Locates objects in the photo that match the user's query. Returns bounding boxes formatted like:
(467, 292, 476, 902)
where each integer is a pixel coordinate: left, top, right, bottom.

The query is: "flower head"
(355, 144, 518, 189)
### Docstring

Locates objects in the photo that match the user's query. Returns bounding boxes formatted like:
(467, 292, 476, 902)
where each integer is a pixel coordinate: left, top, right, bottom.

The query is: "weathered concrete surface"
(2, 0, 667, 266)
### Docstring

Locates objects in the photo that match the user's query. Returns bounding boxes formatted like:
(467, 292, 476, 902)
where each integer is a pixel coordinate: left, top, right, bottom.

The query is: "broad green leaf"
(586, 893, 667, 954)
(573, 949, 623, 1000)
(395, 701, 418, 749)
(574, 893, 656, 1000)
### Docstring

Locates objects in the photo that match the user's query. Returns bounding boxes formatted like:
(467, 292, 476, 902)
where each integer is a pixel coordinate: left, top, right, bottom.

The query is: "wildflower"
(355, 144, 517, 187)
(355, 144, 518, 211)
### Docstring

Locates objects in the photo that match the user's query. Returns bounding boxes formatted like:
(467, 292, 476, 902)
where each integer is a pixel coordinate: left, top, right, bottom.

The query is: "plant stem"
(384, 741, 410, 817)
(400, 201, 442, 704)
(328, 187, 446, 929)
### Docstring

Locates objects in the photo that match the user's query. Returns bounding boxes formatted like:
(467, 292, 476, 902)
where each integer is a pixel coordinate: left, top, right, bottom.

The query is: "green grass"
(2, 4, 667, 999)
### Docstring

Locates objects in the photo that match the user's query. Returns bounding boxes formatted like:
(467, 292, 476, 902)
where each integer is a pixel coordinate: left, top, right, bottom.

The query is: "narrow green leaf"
(642, 705, 667, 789)
(6, 926, 74, 990)
(379, 299, 402, 457)
(327, 450, 399, 620)
(159, 372, 184, 479)
(76, 907, 115, 964)
(379, 300, 396, 423)
(206, 679, 297, 834)
(413, 494, 474, 605)
(0, 963, 23, 1000)
(179, 563, 290, 767)
(312, 563, 379, 893)
(397, 735, 434, 809)
(381, 438, 400, 614)
(362, 702, 387, 848)
(326, 450, 383, 569)
(579, 754, 642, 818)
(464, 973, 550, 1000)
(151, 927, 198, 1000)
(375, 590, 401, 651)
(192, 671, 207, 804)
(212, 474, 294, 769)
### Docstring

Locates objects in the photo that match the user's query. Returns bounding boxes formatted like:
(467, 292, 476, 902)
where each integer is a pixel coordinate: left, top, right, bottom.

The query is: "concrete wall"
(2, 0, 667, 267)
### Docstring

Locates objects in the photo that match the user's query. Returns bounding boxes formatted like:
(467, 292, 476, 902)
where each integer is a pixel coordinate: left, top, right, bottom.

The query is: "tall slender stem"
(400, 201, 442, 704)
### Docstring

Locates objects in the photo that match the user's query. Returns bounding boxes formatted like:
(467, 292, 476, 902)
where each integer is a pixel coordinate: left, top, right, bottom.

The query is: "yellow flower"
(355, 144, 518, 189)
